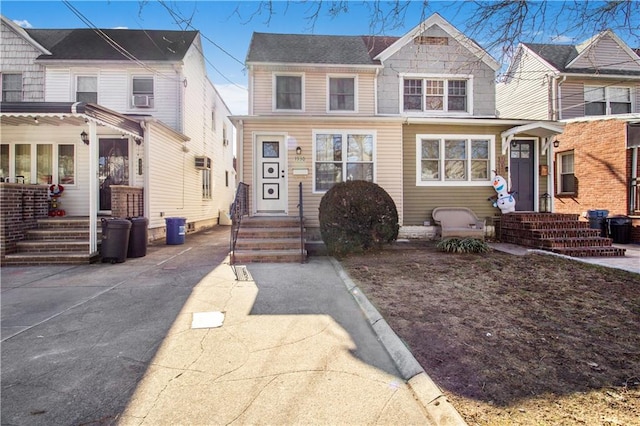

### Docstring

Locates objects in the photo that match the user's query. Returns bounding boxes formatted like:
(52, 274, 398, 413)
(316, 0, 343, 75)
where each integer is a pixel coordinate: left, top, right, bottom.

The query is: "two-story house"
(497, 29, 640, 243)
(231, 13, 568, 260)
(0, 15, 235, 263)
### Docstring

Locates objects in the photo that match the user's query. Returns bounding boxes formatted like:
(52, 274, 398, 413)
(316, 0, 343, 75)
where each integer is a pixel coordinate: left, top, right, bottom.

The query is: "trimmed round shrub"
(319, 180, 399, 257)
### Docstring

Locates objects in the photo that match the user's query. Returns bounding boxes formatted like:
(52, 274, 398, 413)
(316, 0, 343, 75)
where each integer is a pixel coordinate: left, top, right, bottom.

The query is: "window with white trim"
(328, 76, 355, 111)
(2, 73, 23, 101)
(131, 76, 154, 108)
(416, 134, 493, 186)
(274, 74, 303, 110)
(584, 86, 631, 115)
(202, 169, 211, 199)
(557, 151, 575, 194)
(314, 131, 375, 191)
(404, 77, 469, 113)
(76, 76, 97, 103)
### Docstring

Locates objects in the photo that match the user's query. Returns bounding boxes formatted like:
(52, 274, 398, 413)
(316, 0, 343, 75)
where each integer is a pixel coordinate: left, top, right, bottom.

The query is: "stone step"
(234, 238, 303, 251)
(26, 228, 100, 240)
(1, 251, 99, 266)
(237, 227, 302, 239)
(536, 237, 614, 249)
(530, 228, 601, 239)
(37, 217, 93, 228)
(232, 249, 307, 263)
(240, 216, 303, 228)
(15, 240, 91, 253)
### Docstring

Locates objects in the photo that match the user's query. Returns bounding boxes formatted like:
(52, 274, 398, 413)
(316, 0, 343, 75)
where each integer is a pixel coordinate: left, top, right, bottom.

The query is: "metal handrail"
(298, 182, 305, 263)
(229, 182, 249, 266)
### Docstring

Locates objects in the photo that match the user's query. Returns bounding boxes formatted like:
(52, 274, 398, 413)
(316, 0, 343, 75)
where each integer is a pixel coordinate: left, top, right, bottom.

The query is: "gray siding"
(571, 34, 640, 72)
(1, 21, 45, 101)
(377, 25, 496, 116)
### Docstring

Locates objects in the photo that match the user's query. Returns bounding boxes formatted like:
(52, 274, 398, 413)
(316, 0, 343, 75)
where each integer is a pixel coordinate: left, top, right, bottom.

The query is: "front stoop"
(232, 216, 307, 263)
(1, 217, 100, 266)
(500, 213, 626, 257)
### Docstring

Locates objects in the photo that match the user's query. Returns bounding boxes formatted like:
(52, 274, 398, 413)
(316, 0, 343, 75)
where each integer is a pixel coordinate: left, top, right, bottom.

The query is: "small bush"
(437, 238, 490, 254)
(319, 180, 399, 257)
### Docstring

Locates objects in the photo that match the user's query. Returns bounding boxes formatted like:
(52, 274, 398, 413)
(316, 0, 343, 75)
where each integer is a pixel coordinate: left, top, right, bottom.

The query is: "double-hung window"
(557, 151, 575, 194)
(314, 131, 375, 191)
(2, 73, 23, 101)
(328, 76, 356, 112)
(584, 86, 631, 115)
(76, 76, 98, 103)
(416, 134, 493, 186)
(275, 74, 303, 111)
(202, 169, 211, 199)
(132, 76, 154, 108)
(403, 76, 470, 113)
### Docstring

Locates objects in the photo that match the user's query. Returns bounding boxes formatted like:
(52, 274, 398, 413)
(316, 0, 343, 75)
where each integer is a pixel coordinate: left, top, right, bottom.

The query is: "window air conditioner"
(195, 156, 211, 170)
(132, 94, 152, 107)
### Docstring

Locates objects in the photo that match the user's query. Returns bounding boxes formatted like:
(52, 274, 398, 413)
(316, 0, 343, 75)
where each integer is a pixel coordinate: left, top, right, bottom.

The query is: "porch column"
(88, 120, 98, 254)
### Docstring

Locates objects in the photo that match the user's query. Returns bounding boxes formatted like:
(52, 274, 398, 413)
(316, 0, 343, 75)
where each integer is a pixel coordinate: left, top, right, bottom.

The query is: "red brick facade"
(0, 183, 49, 258)
(553, 119, 640, 243)
(110, 185, 144, 219)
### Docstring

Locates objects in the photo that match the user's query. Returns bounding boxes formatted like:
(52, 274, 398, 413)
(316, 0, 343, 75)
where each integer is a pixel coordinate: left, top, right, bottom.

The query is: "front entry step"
(232, 216, 306, 263)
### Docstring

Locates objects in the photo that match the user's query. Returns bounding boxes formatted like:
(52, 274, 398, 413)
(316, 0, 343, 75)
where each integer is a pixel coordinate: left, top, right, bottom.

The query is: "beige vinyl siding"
(402, 124, 510, 225)
(496, 49, 553, 120)
(571, 34, 640, 72)
(240, 118, 403, 228)
(1, 21, 45, 101)
(250, 66, 376, 116)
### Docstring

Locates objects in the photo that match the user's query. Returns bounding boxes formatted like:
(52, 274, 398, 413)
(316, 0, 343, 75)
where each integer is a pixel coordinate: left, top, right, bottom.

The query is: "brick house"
(497, 30, 640, 243)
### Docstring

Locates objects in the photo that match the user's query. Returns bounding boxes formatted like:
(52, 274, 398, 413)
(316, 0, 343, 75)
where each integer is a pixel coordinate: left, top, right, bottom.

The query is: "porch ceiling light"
(80, 131, 90, 145)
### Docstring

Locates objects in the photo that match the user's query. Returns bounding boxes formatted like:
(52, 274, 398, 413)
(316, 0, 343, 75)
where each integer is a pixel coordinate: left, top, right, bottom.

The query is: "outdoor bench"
(432, 207, 486, 240)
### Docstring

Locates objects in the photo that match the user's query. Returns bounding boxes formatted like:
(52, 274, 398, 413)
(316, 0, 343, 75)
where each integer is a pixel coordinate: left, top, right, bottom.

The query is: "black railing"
(630, 177, 639, 215)
(298, 182, 305, 263)
(229, 182, 249, 266)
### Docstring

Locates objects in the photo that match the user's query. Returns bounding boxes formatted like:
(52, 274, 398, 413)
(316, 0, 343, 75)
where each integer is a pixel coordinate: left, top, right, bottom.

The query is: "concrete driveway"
(1, 227, 232, 425)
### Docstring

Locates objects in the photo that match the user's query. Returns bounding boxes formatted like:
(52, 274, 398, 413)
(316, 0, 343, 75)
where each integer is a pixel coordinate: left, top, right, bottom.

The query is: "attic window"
(414, 36, 448, 45)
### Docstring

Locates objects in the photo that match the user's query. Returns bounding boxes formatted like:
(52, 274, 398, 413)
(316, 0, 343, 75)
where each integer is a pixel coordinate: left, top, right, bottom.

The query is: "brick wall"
(110, 185, 144, 218)
(554, 120, 634, 216)
(0, 183, 49, 258)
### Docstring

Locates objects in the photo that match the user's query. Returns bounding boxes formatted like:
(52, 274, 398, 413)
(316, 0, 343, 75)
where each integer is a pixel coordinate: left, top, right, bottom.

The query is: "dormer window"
(274, 74, 303, 111)
(403, 76, 470, 113)
(132, 76, 154, 108)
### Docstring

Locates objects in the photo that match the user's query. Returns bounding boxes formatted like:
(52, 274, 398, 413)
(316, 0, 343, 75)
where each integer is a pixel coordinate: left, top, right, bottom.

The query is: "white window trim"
(272, 72, 305, 112)
(74, 74, 98, 103)
(6, 143, 77, 186)
(326, 74, 358, 113)
(312, 129, 377, 193)
(556, 150, 575, 194)
(130, 74, 155, 109)
(415, 134, 494, 187)
(1, 72, 23, 102)
(400, 73, 474, 116)
(584, 85, 633, 115)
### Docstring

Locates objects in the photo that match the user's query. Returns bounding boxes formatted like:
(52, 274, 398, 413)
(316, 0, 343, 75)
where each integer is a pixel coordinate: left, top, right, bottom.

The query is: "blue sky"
(2, 1, 638, 114)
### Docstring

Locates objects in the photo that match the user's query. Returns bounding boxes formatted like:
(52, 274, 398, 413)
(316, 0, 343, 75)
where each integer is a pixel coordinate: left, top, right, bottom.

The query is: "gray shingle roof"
(524, 42, 640, 76)
(26, 28, 198, 61)
(246, 32, 398, 65)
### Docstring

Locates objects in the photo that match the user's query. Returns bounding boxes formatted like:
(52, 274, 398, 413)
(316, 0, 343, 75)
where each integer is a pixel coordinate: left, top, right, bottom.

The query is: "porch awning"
(501, 121, 564, 154)
(0, 101, 143, 140)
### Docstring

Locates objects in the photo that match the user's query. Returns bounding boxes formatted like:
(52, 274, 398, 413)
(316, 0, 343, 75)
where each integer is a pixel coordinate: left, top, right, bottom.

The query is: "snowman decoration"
(490, 174, 516, 213)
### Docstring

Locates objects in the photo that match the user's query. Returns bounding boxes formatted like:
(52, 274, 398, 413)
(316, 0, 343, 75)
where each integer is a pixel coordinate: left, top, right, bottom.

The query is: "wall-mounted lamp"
(553, 140, 560, 148)
(296, 146, 302, 155)
(135, 138, 142, 146)
(80, 131, 89, 145)
(510, 140, 517, 148)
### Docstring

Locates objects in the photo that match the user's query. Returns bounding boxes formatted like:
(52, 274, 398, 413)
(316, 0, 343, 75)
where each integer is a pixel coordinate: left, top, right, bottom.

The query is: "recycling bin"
(128, 217, 149, 258)
(607, 215, 632, 244)
(166, 217, 187, 245)
(587, 209, 609, 237)
(101, 218, 132, 263)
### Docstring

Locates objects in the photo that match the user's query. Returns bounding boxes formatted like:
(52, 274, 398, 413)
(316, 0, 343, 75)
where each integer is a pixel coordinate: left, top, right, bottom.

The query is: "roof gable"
(25, 28, 198, 61)
(1, 15, 51, 55)
(374, 13, 500, 71)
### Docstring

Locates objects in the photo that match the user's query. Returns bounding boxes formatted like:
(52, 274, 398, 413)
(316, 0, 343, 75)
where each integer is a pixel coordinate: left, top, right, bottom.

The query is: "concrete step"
(237, 227, 302, 239)
(232, 249, 306, 263)
(1, 251, 99, 266)
(240, 216, 303, 228)
(234, 238, 303, 251)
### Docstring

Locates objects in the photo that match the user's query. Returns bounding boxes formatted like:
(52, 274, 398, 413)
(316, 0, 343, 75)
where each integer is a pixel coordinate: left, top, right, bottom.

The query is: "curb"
(330, 257, 467, 426)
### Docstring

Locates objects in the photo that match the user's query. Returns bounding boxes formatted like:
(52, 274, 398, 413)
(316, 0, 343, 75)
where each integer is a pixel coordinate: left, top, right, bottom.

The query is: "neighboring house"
(232, 13, 562, 243)
(497, 30, 640, 242)
(0, 15, 236, 261)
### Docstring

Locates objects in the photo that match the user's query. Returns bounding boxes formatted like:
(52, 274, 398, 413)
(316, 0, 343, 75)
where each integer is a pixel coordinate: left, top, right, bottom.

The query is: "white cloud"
(12, 19, 33, 29)
(550, 35, 574, 43)
(215, 84, 249, 116)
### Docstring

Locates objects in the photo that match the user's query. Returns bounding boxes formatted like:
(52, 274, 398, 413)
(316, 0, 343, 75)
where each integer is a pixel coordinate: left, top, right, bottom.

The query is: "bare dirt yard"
(340, 241, 640, 425)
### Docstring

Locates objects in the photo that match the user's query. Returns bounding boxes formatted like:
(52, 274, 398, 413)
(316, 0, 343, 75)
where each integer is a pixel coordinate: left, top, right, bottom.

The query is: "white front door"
(255, 135, 287, 213)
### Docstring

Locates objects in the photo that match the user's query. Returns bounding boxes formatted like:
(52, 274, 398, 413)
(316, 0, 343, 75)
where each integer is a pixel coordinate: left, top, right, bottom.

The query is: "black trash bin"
(128, 217, 149, 258)
(165, 217, 186, 245)
(587, 209, 609, 237)
(101, 218, 132, 263)
(607, 215, 632, 244)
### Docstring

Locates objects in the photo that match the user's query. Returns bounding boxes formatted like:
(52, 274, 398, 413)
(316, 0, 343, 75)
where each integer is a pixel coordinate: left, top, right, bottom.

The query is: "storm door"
(255, 135, 287, 213)
(510, 140, 534, 211)
(99, 138, 129, 212)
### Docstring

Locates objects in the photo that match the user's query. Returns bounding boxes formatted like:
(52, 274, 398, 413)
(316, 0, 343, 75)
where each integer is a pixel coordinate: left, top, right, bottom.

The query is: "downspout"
(551, 75, 566, 121)
(141, 120, 150, 220)
(632, 146, 638, 213)
(374, 68, 379, 115)
(237, 120, 244, 183)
